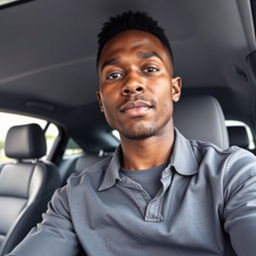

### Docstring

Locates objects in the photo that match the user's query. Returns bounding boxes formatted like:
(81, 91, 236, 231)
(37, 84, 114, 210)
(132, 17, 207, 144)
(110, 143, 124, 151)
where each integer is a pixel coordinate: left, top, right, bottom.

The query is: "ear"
(171, 76, 182, 102)
(96, 90, 104, 112)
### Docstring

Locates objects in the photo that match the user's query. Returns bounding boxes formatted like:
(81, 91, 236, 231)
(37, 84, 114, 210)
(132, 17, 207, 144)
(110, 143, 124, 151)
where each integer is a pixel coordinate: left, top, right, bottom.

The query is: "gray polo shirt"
(8, 129, 256, 256)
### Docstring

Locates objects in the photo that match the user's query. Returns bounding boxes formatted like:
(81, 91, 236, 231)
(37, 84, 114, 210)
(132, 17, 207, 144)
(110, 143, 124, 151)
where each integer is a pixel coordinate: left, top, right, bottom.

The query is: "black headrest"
(227, 126, 249, 148)
(174, 95, 229, 149)
(5, 123, 47, 159)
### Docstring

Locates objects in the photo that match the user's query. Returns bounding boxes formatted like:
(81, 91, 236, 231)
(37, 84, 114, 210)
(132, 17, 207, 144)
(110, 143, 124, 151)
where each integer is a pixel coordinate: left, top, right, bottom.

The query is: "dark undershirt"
(120, 162, 169, 198)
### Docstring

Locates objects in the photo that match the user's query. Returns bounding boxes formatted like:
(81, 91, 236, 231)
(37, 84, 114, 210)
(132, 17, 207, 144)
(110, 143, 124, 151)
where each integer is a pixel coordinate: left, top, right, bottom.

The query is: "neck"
(120, 127, 175, 170)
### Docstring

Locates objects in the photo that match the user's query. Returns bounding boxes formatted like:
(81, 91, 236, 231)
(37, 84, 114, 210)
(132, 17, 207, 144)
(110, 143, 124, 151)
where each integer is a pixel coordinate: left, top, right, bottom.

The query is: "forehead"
(98, 30, 172, 69)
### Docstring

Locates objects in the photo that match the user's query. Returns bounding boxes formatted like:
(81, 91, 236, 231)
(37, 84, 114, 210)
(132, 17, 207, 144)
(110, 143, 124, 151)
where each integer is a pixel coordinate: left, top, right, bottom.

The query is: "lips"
(120, 100, 153, 116)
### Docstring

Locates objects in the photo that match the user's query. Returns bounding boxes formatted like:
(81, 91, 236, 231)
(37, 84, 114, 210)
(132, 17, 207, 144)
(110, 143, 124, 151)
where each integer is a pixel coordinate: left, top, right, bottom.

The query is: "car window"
(226, 120, 255, 149)
(63, 138, 84, 157)
(0, 112, 59, 163)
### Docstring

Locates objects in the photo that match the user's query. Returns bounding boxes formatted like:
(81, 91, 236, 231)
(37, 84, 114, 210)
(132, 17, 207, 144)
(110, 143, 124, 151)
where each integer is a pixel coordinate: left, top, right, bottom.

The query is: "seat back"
(174, 95, 229, 149)
(0, 124, 61, 255)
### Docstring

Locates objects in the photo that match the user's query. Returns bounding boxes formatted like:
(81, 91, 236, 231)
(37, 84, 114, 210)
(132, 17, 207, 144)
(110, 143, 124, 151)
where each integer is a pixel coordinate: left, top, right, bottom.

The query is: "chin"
(120, 124, 158, 140)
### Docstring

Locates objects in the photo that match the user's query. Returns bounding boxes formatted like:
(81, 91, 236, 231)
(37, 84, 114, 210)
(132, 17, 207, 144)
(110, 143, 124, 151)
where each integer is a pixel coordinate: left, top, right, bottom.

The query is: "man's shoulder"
(190, 139, 256, 177)
(191, 138, 255, 160)
(66, 155, 112, 187)
(191, 138, 253, 161)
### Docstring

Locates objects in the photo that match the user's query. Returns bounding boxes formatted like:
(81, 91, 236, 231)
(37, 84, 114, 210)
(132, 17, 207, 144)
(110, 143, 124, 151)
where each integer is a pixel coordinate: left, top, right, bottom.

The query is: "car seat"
(174, 95, 229, 149)
(0, 123, 61, 255)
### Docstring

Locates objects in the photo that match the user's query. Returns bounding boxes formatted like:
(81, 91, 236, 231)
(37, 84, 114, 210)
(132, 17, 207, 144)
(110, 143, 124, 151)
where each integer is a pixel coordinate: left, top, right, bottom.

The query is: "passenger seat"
(0, 123, 61, 255)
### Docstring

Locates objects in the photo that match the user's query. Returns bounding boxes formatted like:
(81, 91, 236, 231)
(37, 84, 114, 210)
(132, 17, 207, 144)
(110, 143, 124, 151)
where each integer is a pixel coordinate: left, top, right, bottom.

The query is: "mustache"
(121, 95, 156, 106)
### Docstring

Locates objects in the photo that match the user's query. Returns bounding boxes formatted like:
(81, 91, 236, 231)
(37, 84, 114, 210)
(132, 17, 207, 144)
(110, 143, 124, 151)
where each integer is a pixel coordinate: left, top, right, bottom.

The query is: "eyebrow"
(137, 51, 163, 61)
(100, 58, 119, 72)
(100, 51, 163, 72)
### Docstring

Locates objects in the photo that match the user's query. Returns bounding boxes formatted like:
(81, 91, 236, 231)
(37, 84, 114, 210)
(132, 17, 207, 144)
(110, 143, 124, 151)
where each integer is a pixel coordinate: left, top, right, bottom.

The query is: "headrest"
(5, 123, 47, 159)
(227, 126, 249, 148)
(173, 95, 229, 149)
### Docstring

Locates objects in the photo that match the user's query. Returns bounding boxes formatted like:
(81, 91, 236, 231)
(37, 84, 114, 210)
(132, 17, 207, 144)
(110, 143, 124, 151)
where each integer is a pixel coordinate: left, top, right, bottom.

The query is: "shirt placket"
(145, 167, 173, 222)
(118, 166, 173, 222)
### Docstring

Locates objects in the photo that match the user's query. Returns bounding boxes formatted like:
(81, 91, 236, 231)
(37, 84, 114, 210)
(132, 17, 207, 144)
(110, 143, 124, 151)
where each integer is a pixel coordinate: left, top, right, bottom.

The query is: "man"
(7, 11, 256, 256)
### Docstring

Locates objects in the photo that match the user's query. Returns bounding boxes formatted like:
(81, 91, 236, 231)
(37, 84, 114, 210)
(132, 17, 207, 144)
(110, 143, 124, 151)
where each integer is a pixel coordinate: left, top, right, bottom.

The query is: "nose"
(121, 73, 145, 96)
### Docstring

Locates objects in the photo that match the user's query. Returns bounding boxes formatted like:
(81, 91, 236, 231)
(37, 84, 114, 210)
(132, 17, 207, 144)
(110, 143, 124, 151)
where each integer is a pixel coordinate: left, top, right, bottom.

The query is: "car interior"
(0, 123, 60, 255)
(0, 0, 256, 254)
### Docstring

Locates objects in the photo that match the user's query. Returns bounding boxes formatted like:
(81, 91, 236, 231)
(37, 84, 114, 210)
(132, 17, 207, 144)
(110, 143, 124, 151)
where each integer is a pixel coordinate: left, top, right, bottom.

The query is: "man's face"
(97, 30, 181, 140)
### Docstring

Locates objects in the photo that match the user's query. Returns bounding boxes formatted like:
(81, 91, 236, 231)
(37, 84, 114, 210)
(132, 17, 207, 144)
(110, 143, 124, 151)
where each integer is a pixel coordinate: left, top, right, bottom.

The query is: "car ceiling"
(0, 0, 256, 150)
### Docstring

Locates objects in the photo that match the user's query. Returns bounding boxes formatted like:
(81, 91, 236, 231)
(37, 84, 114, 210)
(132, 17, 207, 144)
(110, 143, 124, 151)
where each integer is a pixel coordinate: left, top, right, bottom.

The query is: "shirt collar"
(170, 128, 198, 176)
(98, 146, 122, 191)
(98, 128, 198, 191)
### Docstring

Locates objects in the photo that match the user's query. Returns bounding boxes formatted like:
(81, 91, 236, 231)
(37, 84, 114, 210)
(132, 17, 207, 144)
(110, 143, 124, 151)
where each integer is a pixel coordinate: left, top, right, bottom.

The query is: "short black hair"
(97, 11, 174, 65)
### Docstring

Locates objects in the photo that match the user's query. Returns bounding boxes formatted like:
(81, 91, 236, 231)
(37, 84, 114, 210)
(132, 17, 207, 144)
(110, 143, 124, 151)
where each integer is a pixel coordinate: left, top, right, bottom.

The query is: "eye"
(143, 66, 159, 73)
(106, 72, 123, 80)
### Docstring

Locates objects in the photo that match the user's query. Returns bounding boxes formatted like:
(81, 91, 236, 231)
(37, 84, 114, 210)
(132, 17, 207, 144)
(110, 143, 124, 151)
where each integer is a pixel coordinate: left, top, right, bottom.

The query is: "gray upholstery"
(0, 124, 60, 255)
(5, 123, 46, 159)
(227, 126, 249, 148)
(174, 95, 229, 149)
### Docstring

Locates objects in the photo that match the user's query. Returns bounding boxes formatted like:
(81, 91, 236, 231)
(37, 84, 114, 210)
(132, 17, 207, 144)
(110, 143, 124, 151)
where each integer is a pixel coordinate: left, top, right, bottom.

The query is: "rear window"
(63, 138, 84, 157)
(226, 120, 255, 149)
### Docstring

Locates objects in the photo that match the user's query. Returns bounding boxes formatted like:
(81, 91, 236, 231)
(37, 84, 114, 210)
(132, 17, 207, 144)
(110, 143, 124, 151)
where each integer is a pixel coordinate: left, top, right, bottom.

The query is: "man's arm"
(223, 148, 256, 256)
(6, 184, 80, 256)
